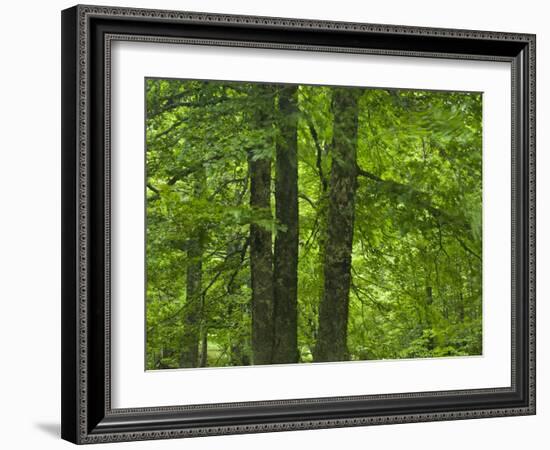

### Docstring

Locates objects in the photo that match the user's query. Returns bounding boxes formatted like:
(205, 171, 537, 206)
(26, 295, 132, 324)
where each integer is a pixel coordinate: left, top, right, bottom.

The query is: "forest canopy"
(145, 78, 482, 370)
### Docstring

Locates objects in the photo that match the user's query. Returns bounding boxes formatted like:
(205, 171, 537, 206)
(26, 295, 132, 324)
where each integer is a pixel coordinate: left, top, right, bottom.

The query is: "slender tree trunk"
(425, 285, 435, 351)
(306, 115, 330, 353)
(314, 88, 360, 362)
(199, 286, 208, 368)
(180, 168, 206, 368)
(249, 149, 275, 365)
(225, 236, 250, 366)
(312, 120, 329, 352)
(458, 292, 465, 323)
(180, 242, 203, 367)
(272, 85, 299, 364)
(199, 331, 208, 367)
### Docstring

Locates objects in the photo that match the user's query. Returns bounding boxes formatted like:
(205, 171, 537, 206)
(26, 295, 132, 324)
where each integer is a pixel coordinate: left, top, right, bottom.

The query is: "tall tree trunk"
(272, 85, 299, 364)
(425, 285, 435, 351)
(199, 330, 208, 367)
(309, 117, 329, 352)
(314, 88, 360, 362)
(199, 280, 208, 367)
(249, 149, 275, 365)
(306, 115, 330, 353)
(225, 236, 250, 366)
(180, 170, 206, 368)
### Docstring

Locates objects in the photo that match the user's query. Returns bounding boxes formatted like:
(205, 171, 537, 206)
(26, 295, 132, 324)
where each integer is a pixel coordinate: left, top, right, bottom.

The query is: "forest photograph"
(145, 77, 483, 370)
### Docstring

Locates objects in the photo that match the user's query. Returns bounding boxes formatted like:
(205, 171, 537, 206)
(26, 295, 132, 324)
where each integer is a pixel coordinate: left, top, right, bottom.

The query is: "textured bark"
(180, 170, 206, 368)
(249, 153, 275, 365)
(314, 88, 360, 362)
(272, 85, 299, 364)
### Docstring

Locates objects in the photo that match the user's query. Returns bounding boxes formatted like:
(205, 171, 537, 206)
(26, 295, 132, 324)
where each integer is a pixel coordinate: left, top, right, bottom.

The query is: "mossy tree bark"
(314, 88, 360, 362)
(249, 143, 275, 365)
(272, 85, 299, 364)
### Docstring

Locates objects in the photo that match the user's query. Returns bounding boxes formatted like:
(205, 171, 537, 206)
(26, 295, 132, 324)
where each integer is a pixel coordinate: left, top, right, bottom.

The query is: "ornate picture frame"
(61, 4, 535, 444)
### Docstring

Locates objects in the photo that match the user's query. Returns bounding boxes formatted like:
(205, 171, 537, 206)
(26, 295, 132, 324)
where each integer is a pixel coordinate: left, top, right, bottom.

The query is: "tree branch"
(167, 154, 224, 185)
(298, 192, 316, 210)
(209, 177, 247, 200)
(149, 118, 189, 142)
(453, 234, 482, 261)
(150, 97, 230, 117)
(356, 164, 470, 232)
(226, 237, 250, 292)
(306, 120, 328, 192)
(146, 183, 161, 201)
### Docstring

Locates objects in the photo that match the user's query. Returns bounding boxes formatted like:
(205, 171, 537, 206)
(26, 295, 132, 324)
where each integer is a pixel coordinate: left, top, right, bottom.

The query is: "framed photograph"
(61, 4, 536, 444)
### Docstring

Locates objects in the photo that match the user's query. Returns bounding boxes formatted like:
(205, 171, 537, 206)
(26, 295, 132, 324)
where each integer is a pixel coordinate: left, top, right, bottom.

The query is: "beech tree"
(273, 85, 300, 364)
(248, 133, 275, 364)
(314, 88, 361, 362)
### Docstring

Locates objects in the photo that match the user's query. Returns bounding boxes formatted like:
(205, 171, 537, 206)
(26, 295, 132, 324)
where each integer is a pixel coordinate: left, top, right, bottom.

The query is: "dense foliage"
(145, 78, 482, 369)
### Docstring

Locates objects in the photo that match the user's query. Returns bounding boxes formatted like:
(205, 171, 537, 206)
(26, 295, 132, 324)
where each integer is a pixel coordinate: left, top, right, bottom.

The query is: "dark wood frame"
(61, 4, 536, 444)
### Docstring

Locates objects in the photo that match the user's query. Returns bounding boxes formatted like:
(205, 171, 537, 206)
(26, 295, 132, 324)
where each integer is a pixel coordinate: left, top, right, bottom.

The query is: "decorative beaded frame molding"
(61, 4, 536, 445)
